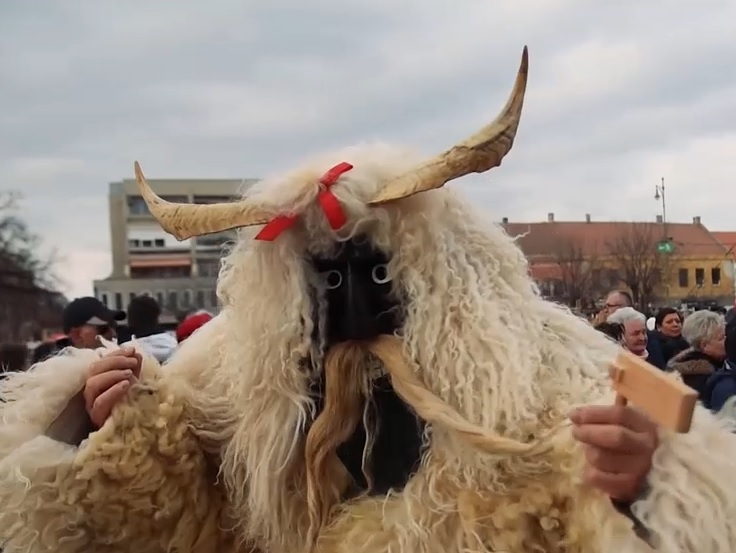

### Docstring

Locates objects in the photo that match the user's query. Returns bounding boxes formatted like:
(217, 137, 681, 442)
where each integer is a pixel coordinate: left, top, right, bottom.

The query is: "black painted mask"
(312, 236, 401, 344)
(308, 236, 424, 496)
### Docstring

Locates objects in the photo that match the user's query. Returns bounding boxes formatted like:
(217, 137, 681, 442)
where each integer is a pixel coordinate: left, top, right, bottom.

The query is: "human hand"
(570, 405, 658, 502)
(84, 346, 142, 428)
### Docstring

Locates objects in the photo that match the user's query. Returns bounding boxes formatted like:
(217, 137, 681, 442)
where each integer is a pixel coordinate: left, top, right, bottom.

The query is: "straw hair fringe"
(304, 342, 370, 546)
(303, 335, 572, 549)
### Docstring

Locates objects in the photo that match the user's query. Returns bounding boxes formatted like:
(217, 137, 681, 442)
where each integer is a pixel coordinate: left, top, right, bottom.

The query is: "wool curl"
(0, 343, 239, 553)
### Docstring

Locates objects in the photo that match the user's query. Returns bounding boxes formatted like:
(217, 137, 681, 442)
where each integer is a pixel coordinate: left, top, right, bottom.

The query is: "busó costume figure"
(2, 47, 736, 553)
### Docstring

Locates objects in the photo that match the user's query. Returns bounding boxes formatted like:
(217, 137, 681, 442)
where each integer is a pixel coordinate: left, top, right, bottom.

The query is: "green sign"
(657, 240, 675, 254)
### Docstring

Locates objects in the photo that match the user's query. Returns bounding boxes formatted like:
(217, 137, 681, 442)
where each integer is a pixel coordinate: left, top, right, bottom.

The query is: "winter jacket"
(666, 347, 722, 399)
(703, 360, 736, 412)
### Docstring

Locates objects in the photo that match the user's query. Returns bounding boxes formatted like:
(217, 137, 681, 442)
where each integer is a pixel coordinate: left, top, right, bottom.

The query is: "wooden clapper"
(610, 350, 698, 432)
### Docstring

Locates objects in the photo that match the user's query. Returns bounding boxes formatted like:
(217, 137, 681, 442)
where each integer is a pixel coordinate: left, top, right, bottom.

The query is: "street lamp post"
(654, 177, 670, 303)
(654, 177, 667, 228)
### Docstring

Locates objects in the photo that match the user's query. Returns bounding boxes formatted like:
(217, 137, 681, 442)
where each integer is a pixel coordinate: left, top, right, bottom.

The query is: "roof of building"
(713, 231, 736, 249)
(501, 220, 729, 260)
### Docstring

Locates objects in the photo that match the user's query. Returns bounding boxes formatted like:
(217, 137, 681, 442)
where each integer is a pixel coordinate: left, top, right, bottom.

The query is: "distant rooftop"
(501, 214, 728, 259)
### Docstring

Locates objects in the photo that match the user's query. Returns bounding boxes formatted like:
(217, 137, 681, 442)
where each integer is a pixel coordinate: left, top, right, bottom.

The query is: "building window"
(100, 292, 109, 307)
(695, 268, 705, 286)
(114, 292, 123, 311)
(127, 196, 151, 216)
(196, 289, 205, 308)
(129, 238, 168, 249)
(128, 195, 187, 216)
(167, 291, 178, 311)
(156, 291, 165, 306)
(130, 266, 191, 279)
(712, 267, 721, 286)
(678, 268, 689, 288)
(180, 289, 192, 310)
(210, 289, 218, 308)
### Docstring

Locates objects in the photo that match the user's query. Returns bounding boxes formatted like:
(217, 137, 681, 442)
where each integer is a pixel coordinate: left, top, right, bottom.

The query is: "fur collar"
(667, 347, 718, 376)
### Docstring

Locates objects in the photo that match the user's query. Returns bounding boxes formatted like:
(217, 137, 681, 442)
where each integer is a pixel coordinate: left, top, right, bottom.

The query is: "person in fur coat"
(1, 47, 736, 553)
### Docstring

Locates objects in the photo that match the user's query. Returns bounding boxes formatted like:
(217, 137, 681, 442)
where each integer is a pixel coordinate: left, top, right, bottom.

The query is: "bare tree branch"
(0, 191, 64, 343)
(550, 237, 600, 308)
(604, 223, 663, 309)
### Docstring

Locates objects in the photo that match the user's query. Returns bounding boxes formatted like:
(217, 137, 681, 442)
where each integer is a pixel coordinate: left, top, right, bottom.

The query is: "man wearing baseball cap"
(60, 297, 126, 349)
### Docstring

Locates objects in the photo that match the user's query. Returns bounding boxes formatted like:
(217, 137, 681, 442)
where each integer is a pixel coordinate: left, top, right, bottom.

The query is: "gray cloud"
(1, 0, 735, 296)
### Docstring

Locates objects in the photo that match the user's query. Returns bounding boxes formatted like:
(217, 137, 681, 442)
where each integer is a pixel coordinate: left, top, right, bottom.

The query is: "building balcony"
(128, 240, 190, 254)
(93, 275, 220, 323)
(128, 254, 192, 279)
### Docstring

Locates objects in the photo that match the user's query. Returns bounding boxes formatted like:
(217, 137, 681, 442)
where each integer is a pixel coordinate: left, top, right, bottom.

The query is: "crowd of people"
(594, 290, 735, 411)
(0, 295, 213, 377)
(3, 288, 735, 415)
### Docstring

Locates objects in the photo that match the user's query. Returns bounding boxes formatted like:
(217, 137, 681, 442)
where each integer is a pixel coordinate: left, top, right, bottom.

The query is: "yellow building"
(502, 214, 735, 308)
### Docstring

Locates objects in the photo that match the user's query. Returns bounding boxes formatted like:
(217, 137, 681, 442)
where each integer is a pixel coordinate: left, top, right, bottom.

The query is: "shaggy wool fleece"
(2, 143, 736, 553)
(0, 344, 239, 553)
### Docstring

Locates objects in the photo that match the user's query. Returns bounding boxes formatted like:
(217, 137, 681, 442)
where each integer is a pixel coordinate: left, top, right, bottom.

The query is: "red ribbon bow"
(255, 162, 353, 241)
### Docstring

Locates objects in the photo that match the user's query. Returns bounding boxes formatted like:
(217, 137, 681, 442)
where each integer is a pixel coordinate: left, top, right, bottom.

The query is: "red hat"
(176, 311, 213, 343)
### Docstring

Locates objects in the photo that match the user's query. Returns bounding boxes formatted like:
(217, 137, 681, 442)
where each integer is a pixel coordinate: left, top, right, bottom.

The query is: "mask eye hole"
(371, 263, 391, 284)
(324, 270, 343, 290)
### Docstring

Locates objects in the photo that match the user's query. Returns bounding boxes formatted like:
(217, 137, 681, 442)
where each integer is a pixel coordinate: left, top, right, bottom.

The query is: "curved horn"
(369, 46, 529, 205)
(134, 161, 272, 241)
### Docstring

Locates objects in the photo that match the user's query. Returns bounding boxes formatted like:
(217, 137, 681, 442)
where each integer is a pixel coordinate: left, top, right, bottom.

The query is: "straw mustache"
(303, 334, 559, 547)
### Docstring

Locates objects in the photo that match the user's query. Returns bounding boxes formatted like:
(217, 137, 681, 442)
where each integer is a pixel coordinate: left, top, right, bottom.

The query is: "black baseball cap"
(62, 297, 126, 333)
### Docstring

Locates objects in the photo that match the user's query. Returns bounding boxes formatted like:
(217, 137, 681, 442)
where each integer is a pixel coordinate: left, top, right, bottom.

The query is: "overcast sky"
(2, 0, 735, 298)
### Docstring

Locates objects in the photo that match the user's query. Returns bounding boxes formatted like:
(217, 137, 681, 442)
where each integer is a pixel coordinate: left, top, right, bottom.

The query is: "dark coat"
(645, 330, 666, 370)
(655, 332, 690, 365)
(703, 361, 736, 411)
